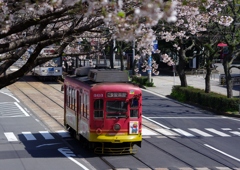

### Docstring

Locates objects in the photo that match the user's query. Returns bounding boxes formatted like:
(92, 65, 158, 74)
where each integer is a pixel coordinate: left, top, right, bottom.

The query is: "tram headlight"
(96, 128, 102, 135)
(55, 69, 59, 72)
(113, 123, 121, 131)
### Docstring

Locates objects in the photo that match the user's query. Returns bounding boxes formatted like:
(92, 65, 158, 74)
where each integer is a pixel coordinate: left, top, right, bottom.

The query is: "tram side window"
(82, 93, 89, 119)
(94, 99, 103, 118)
(66, 87, 76, 111)
(86, 94, 89, 119)
(73, 89, 76, 110)
(66, 87, 70, 107)
(130, 98, 139, 118)
(67, 87, 71, 108)
(70, 89, 76, 110)
(82, 93, 85, 117)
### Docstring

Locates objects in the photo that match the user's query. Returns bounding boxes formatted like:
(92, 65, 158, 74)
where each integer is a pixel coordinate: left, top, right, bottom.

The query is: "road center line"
(204, 144, 240, 162)
(146, 117, 221, 119)
(143, 115, 170, 129)
(58, 148, 90, 170)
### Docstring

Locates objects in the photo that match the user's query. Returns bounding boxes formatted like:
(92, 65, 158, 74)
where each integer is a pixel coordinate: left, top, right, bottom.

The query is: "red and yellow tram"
(63, 68, 142, 154)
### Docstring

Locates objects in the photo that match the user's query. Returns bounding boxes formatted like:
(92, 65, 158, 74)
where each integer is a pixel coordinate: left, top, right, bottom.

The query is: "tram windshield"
(106, 101, 127, 118)
(41, 57, 61, 67)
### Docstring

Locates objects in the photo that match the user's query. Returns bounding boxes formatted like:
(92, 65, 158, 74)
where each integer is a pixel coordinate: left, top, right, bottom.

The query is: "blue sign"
(153, 40, 158, 53)
(48, 67, 54, 73)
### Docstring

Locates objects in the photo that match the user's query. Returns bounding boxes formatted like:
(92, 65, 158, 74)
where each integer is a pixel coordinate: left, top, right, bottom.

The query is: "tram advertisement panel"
(129, 121, 139, 134)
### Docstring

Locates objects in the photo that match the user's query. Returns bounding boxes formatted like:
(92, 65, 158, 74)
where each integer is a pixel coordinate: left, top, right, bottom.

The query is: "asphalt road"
(140, 89, 240, 169)
(1, 81, 240, 169)
(0, 89, 96, 170)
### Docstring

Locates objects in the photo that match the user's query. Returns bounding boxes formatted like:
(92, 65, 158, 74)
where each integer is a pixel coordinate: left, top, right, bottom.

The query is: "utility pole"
(148, 55, 152, 82)
(113, 38, 116, 67)
(132, 40, 135, 75)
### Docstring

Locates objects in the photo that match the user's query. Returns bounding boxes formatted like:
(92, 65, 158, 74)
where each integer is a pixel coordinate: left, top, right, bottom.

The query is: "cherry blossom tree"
(0, 0, 177, 89)
(218, 0, 240, 98)
(155, 0, 234, 93)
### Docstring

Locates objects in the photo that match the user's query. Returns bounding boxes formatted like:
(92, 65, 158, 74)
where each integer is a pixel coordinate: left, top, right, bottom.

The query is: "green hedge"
(170, 86, 239, 113)
(131, 76, 154, 87)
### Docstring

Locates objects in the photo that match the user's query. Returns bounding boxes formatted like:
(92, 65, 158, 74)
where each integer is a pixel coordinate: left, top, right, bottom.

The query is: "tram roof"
(65, 67, 130, 85)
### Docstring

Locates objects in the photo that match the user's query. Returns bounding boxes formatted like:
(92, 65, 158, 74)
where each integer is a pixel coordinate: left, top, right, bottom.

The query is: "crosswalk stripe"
(188, 128, 213, 137)
(230, 131, 240, 136)
(205, 128, 230, 137)
(22, 132, 36, 140)
(179, 167, 193, 170)
(142, 128, 159, 135)
(39, 131, 54, 140)
(172, 128, 195, 137)
(4, 132, 18, 141)
(156, 128, 179, 136)
(221, 128, 231, 131)
(216, 167, 232, 170)
(56, 130, 71, 138)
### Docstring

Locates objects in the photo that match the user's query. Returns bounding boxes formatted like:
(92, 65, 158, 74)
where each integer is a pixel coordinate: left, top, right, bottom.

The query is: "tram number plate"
(94, 94, 103, 98)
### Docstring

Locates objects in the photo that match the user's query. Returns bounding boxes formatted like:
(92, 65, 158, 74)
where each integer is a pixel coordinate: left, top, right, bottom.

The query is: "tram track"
(7, 75, 65, 131)
(6, 75, 236, 170)
(139, 124, 234, 169)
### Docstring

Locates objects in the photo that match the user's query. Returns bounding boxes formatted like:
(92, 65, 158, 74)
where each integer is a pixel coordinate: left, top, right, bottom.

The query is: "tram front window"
(42, 57, 61, 67)
(106, 101, 127, 118)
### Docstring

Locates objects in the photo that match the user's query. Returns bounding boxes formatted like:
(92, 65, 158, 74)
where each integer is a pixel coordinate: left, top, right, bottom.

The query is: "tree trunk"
(223, 61, 233, 98)
(109, 40, 114, 69)
(205, 67, 211, 93)
(119, 48, 124, 71)
(120, 54, 124, 71)
(176, 52, 187, 87)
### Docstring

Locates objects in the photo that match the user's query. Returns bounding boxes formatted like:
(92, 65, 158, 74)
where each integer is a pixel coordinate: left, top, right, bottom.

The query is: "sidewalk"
(145, 63, 240, 97)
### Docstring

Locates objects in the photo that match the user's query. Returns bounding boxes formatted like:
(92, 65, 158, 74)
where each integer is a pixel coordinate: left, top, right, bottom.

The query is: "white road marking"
(205, 128, 230, 137)
(142, 128, 159, 135)
(39, 131, 54, 140)
(142, 115, 170, 129)
(36, 143, 61, 148)
(22, 132, 36, 140)
(147, 117, 222, 119)
(4, 132, 18, 141)
(0, 91, 20, 102)
(221, 128, 231, 131)
(14, 102, 30, 116)
(156, 128, 179, 136)
(204, 144, 240, 162)
(172, 128, 195, 137)
(215, 167, 232, 170)
(141, 88, 167, 98)
(58, 147, 90, 170)
(188, 128, 213, 137)
(230, 131, 240, 136)
(222, 116, 240, 122)
(56, 130, 71, 138)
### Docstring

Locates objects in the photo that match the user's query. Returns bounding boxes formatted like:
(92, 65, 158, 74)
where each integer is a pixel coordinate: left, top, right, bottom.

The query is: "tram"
(32, 47, 62, 80)
(63, 67, 142, 154)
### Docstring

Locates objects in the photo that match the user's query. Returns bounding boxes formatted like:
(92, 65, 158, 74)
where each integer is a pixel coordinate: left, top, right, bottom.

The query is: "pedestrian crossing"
(2, 127, 240, 142)
(3, 130, 70, 142)
(142, 127, 240, 138)
(0, 102, 29, 117)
